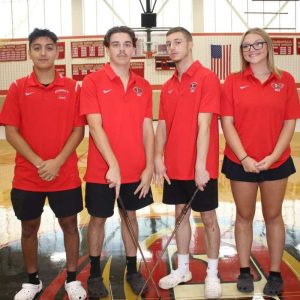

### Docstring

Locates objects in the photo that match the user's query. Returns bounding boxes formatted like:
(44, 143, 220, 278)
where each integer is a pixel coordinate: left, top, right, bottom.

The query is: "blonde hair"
(239, 27, 281, 77)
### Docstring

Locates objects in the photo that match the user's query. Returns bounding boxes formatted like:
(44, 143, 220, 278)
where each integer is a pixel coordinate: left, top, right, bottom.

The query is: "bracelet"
(240, 155, 248, 162)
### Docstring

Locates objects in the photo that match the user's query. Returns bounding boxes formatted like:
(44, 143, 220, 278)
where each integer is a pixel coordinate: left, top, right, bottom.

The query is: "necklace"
(253, 71, 271, 76)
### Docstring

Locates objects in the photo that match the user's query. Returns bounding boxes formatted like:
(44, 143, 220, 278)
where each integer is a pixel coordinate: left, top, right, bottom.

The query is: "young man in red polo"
(0, 28, 86, 300)
(80, 26, 154, 298)
(154, 27, 222, 299)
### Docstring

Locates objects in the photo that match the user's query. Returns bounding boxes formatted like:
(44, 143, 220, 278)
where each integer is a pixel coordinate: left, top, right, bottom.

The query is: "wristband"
(240, 155, 248, 162)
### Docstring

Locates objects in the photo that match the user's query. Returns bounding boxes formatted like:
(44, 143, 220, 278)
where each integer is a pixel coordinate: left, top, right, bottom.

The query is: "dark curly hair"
(103, 26, 137, 48)
(28, 28, 58, 47)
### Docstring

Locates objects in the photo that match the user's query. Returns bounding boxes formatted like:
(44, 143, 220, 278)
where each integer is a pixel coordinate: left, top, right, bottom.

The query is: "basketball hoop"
(143, 50, 156, 59)
(143, 41, 157, 59)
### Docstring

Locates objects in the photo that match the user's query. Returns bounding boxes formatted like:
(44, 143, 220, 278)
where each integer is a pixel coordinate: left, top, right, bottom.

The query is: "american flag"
(210, 44, 231, 81)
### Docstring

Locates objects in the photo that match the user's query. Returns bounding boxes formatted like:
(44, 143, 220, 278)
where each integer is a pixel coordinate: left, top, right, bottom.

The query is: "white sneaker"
(65, 280, 87, 300)
(159, 269, 192, 289)
(204, 276, 222, 299)
(14, 281, 43, 300)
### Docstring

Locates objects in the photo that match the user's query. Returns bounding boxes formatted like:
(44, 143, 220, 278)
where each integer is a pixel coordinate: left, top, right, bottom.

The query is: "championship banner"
(71, 41, 105, 58)
(72, 63, 104, 81)
(55, 64, 66, 76)
(57, 42, 65, 59)
(296, 38, 300, 55)
(272, 38, 293, 55)
(130, 62, 144, 77)
(0, 44, 27, 62)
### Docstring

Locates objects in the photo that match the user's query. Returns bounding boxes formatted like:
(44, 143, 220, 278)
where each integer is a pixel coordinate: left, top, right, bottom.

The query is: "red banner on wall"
(55, 64, 66, 76)
(72, 63, 104, 81)
(272, 38, 294, 55)
(130, 62, 144, 77)
(57, 42, 65, 59)
(296, 38, 300, 55)
(71, 41, 105, 58)
(0, 44, 27, 62)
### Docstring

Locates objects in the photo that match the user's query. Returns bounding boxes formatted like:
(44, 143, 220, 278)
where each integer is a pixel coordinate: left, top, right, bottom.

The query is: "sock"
(66, 271, 77, 283)
(177, 254, 189, 274)
(269, 271, 282, 279)
(206, 258, 219, 277)
(28, 271, 40, 284)
(89, 255, 101, 278)
(126, 256, 137, 275)
(240, 267, 251, 274)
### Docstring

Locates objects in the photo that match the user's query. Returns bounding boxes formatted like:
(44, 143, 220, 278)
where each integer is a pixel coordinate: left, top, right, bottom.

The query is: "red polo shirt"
(159, 61, 220, 180)
(221, 67, 300, 168)
(80, 63, 152, 184)
(0, 71, 85, 191)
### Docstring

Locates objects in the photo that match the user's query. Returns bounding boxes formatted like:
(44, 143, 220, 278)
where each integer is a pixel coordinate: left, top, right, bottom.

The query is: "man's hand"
(37, 159, 61, 181)
(134, 167, 153, 199)
(106, 165, 121, 200)
(154, 155, 171, 188)
(195, 167, 209, 191)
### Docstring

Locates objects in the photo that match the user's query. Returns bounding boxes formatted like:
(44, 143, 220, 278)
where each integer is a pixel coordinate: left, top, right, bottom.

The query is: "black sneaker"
(237, 273, 254, 293)
(87, 276, 108, 298)
(126, 272, 148, 295)
(263, 275, 283, 296)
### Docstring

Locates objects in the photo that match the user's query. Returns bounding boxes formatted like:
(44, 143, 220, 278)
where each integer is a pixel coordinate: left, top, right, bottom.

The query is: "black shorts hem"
(221, 156, 296, 182)
(11, 187, 83, 221)
(162, 179, 218, 212)
(85, 182, 153, 218)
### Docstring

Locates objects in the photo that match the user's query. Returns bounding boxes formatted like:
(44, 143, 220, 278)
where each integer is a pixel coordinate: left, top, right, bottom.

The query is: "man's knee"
(21, 219, 40, 239)
(201, 210, 217, 228)
(59, 215, 78, 235)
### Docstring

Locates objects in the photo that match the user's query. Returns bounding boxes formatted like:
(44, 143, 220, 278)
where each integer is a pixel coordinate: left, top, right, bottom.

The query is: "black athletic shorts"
(11, 187, 83, 221)
(221, 156, 296, 182)
(162, 179, 218, 212)
(85, 182, 153, 218)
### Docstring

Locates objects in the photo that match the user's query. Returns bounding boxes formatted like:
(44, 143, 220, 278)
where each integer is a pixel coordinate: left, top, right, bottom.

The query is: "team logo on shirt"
(189, 82, 198, 93)
(271, 82, 284, 92)
(133, 86, 143, 96)
(54, 88, 69, 99)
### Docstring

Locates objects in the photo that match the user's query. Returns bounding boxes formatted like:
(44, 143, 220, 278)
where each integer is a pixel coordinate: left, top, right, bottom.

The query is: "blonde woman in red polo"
(221, 28, 300, 296)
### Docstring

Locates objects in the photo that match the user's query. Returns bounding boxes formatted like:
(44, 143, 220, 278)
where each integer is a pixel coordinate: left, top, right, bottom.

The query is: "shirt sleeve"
(284, 72, 300, 120)
(73, 83, 87, 126)
(0, 81, 21, 127)
(199, 71, 220, 115)
(80, 75, 101, 116)
(220, 74, 234, 116)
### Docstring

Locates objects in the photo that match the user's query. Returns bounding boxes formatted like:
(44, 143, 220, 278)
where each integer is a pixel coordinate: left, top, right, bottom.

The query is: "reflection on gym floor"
(0, 133, 299, 299)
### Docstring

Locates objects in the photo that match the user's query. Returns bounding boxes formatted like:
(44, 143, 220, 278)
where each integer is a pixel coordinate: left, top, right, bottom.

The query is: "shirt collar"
(243, 66, 279, 81)
(172, 60, 201, 80)
(27, 70, 65, 87)
(104, 62, 137, 85)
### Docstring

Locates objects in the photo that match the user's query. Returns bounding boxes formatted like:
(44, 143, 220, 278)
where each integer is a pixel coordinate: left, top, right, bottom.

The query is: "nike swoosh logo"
(103, 89, 112, 94)
(25, 92, 35, 96)
(240, 85, 248, 90)
(168, 89, 174, 94)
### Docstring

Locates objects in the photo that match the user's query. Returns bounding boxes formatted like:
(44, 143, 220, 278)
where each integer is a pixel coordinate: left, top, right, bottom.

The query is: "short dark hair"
(103, 26, 137, 48)
(166, 27, 193, 42)
(28, 28, 58, 47)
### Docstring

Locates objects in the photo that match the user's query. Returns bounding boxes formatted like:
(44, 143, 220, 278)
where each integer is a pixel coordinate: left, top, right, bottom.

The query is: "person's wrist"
(240, 155, 248, 162)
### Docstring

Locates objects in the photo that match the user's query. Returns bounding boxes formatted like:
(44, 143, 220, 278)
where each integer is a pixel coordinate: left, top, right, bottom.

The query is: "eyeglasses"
(241, 41, 267, 52)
